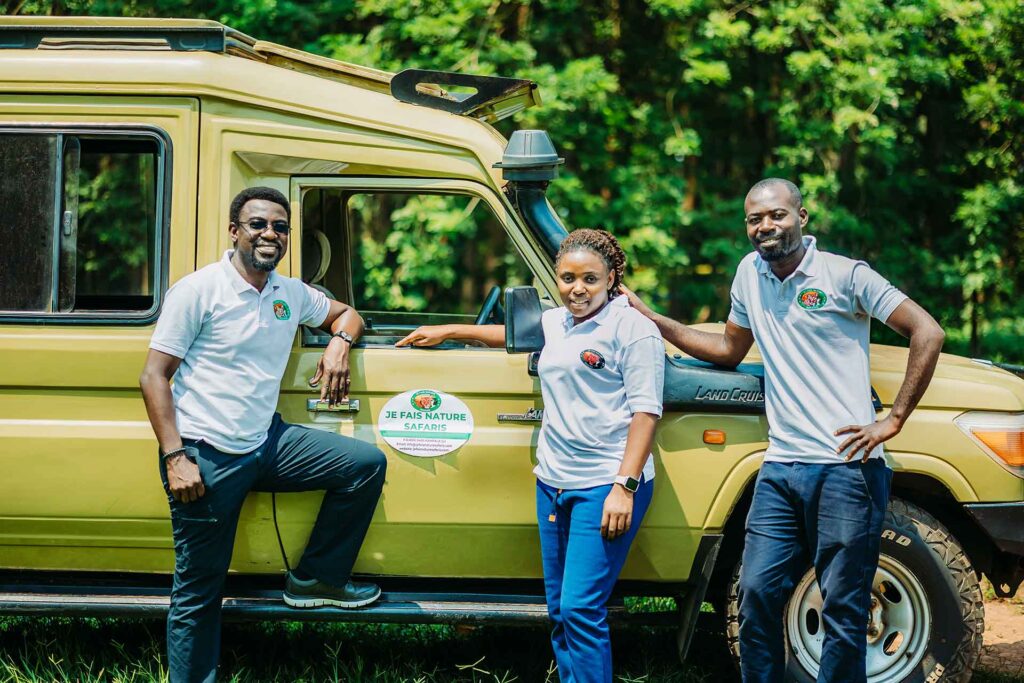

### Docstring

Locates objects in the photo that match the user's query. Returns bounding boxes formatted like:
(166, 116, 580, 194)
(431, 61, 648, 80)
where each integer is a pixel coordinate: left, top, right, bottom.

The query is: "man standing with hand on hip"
(623, 178, 945, 682)
(139, 186, 387, 683)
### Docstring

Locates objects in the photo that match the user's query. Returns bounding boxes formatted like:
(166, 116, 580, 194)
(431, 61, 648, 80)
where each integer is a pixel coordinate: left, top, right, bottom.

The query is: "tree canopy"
(11, 0, 1021, 361)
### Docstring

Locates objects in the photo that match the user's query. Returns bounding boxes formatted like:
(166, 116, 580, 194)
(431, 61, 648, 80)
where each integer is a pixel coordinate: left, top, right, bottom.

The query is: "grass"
(0, 616, 727, 683)
(0, 614, 1018, 682)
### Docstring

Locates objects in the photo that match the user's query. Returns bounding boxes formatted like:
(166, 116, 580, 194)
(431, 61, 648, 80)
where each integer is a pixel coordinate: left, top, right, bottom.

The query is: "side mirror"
(504, 286, 545, 353)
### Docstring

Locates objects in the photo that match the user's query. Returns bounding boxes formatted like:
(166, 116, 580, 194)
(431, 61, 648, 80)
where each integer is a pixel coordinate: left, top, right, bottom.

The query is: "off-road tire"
(724, 497, 984, 682)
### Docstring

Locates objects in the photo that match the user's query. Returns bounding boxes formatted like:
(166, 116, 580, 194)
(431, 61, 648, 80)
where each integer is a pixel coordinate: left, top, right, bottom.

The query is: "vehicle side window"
(301, 189, 533, 344)
(0, 131, 165, 320)
(0, 134, 57, 311)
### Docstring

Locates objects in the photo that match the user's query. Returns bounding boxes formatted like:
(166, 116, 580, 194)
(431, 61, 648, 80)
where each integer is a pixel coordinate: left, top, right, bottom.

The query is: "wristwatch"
(332, 330, 354, 345)
(614, 475, 640, 493)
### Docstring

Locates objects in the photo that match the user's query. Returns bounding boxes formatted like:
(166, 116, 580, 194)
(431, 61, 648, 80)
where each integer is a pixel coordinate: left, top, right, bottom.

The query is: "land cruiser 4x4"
(0, 17, 1021, 683)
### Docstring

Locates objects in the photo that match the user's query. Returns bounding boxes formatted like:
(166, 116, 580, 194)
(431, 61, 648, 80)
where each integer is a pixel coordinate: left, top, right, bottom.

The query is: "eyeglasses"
(237, 218, 291, 235)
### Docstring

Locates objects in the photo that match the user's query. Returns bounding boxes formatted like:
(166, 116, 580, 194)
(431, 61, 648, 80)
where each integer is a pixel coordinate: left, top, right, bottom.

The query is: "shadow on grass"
(0, 615, 735, 682)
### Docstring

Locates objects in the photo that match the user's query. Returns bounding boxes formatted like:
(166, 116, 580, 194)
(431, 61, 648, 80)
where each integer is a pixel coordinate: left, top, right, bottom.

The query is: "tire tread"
(890, 499, 984, 683)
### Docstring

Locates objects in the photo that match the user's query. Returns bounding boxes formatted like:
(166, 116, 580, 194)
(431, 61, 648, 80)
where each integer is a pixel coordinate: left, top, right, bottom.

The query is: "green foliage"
(75, 150, 156, 297)
(0, 616, 731, 682)
(10, 0, 1020, 360)
(348, 193, 532, 316)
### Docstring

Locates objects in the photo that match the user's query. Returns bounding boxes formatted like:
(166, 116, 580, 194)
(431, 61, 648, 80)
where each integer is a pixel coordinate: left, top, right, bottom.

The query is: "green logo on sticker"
(272, 300, 291, 320)
(797, 288, 827, 310)
(410, 390, 441, 412)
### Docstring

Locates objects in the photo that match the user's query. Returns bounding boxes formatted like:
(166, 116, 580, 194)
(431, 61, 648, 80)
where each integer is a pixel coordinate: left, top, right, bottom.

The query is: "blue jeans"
(159, 414, 387, 683)
(536, 478, 654, 683)
(738, 460, 892, 683)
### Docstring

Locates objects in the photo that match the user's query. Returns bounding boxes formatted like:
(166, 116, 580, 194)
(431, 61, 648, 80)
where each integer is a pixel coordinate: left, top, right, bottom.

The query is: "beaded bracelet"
(160, 445, 195, 463)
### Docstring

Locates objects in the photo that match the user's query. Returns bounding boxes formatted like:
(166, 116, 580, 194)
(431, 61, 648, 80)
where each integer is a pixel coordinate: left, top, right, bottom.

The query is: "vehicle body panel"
(0, 97, 200, 572)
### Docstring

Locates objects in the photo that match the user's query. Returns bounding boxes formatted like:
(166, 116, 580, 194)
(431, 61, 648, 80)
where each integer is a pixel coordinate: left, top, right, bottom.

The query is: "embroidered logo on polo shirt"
(410, 390, 441, 412)
(272, 300, 291, 320)
(797, 288, 827, 310)
(580, 349, 606, 369)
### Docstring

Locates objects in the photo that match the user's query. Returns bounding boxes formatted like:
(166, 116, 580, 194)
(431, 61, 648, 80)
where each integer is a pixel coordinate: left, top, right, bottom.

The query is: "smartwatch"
(614, 475, 640, 493)
(332, 330, 354, 345)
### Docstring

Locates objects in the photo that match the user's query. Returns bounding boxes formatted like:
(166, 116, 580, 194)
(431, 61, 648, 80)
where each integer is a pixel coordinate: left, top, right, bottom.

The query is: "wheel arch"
(890, 471, 1022, 595)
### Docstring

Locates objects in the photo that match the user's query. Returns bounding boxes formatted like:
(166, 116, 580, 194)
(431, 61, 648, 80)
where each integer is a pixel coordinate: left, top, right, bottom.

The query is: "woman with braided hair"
(398, 228, 665, 682)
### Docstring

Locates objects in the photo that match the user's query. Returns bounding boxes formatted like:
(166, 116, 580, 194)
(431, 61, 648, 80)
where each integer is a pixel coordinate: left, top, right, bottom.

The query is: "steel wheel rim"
(785, 554, 931, 681)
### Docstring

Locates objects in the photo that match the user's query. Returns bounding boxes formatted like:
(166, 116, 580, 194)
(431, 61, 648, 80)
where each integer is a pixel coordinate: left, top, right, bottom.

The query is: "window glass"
(72, 138, 159, 311)
(350, 193, 532, 323)
(0, 132, 160, 316)
(0, 134, 58, 311)
(301, 189, 534, 340)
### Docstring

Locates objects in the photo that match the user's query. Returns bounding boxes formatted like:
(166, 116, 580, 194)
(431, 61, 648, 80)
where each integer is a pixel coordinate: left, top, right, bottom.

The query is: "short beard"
(252, 257, 278, 272)
(755, 234, 801, 262)
(238, 245, 282, 272)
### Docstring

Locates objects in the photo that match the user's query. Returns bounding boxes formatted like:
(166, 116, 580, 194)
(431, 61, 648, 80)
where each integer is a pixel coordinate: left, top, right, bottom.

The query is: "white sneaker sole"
(282, 588, 382, 609)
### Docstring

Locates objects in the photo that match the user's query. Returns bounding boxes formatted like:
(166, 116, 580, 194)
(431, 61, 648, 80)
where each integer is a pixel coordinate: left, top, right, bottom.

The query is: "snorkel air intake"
(495, 130, 567, 258)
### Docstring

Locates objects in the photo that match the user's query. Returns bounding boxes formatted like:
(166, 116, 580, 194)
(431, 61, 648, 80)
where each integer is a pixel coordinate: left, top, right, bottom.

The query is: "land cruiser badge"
(797, 288, 827, 310)
(695, 385, 765, 404)
(580, 349, 606, 369)
(272, 300, 291, 320)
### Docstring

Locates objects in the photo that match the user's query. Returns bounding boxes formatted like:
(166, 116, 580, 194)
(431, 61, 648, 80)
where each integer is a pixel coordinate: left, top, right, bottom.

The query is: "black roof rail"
(0, 23, 251, 53)
(391, 69, 539, 123)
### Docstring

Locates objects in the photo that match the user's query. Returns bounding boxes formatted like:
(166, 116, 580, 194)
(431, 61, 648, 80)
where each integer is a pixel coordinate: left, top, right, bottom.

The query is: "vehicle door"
(273, 178, 553, 578)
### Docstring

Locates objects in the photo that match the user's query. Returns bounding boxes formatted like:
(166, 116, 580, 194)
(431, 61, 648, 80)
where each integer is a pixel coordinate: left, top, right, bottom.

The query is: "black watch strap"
(332, 330, 354, 345)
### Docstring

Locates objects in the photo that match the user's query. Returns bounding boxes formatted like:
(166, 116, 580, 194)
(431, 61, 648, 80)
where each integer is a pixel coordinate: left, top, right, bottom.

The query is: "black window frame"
(0, 124, 171, 325)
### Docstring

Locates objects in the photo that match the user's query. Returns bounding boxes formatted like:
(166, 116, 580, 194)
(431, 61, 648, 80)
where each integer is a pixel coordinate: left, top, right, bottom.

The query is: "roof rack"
(252, 41, 397, 96)
(0, 25, 222, 51)
(0, 17, 259, 56)
(0, 18, 540, 122)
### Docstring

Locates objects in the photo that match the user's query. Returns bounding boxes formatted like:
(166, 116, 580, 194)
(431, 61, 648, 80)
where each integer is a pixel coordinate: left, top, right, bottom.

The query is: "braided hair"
(555, 228, 626, 296)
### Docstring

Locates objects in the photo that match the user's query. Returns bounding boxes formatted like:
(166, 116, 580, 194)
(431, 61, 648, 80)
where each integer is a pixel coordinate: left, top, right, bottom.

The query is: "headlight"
(955, 411, 1024, 477)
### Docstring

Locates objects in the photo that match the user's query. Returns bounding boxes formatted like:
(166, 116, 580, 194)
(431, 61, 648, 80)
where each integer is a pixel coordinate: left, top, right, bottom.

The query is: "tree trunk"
(969, 289, 980, 357)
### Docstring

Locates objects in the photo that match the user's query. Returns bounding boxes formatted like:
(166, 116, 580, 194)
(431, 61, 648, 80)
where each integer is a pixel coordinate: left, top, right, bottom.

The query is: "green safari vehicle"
(0, 17, 1021, 683)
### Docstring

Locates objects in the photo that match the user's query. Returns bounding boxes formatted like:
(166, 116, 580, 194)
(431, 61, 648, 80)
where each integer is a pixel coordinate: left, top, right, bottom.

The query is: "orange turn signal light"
(971, 429, 1024, 468)
(703, 429, 726, 445)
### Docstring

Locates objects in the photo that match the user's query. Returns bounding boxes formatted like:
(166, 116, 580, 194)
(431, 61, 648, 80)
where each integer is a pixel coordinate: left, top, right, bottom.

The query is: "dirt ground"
(979, 597, 1024, 677)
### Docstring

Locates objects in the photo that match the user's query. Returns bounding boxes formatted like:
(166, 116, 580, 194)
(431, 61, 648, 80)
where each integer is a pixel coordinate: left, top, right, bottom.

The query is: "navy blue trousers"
(159, 414, 387, 683)
(536, 479, 654, 683)
(738, 460, 891, 683)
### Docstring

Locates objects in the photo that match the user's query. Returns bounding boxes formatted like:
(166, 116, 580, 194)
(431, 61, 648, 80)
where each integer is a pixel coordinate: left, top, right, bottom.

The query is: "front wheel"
(725, 498, 984, 682)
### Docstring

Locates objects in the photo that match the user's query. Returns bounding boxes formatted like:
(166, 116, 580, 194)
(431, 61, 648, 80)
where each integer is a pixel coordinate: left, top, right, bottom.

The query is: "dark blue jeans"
(738, 460, 891, 683)
(536, 479, 654, 683)
(159, 414, 387, 683)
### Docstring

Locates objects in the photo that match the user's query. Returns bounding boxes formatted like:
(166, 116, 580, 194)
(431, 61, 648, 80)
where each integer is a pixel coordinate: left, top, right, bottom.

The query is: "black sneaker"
(282, 572, 382, 609)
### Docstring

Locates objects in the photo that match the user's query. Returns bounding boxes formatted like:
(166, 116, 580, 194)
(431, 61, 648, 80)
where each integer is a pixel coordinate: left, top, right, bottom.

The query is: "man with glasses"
(140, 186, 387, 683)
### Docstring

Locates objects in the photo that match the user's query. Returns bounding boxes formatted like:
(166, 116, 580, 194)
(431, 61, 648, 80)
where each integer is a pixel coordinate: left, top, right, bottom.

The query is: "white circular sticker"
(377, 389, 474, 458)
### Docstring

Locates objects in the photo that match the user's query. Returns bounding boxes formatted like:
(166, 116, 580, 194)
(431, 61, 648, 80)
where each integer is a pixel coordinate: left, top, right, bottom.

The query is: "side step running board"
(0, 582, 675, 627)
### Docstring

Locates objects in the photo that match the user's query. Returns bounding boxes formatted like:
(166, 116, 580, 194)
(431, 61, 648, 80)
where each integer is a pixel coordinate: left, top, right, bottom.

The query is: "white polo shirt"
(534, 295, 665, 489)
(149, 250, 331, 453)
(728, 236, 907, 464)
